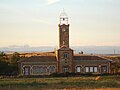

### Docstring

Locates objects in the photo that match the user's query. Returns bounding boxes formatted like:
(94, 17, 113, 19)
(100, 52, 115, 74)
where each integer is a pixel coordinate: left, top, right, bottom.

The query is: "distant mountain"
(71, 46, 120, 54)
(0, 45, 120, 54)
(0, 45, 56, 54)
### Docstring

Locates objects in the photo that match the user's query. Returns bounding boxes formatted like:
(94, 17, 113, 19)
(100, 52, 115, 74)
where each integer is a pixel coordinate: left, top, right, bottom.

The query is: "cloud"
(46, 0, 60, 5)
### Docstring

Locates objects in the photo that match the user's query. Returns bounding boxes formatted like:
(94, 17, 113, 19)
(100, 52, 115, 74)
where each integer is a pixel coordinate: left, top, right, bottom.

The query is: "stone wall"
(20, 62, 57, 76)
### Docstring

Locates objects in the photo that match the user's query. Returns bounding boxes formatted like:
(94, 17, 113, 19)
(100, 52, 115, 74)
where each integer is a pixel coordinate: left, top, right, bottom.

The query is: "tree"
(111, 62, 120, 74)
(10, 52, 20, 64)
(0, 51, 6, 56)
(0, 51, 9, 62)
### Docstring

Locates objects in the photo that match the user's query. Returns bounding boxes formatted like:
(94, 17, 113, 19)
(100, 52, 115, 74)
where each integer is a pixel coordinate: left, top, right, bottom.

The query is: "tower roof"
(60, 10, 68, 18)
(59, 10, 68, 25)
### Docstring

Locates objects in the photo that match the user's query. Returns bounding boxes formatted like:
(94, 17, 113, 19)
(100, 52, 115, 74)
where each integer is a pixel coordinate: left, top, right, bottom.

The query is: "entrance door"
(63, 66, 69, 73)
(101, 66, 107, 73)
(24, 67, 30, 75)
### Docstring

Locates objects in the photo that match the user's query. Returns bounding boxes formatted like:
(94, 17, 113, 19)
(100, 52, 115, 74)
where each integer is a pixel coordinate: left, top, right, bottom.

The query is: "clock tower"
(57, 11, 74, 73)
(58, 11, 69, 48)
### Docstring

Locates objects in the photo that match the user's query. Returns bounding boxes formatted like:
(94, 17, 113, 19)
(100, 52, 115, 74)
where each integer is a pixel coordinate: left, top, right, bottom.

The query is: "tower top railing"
(59, 10, 68, 25)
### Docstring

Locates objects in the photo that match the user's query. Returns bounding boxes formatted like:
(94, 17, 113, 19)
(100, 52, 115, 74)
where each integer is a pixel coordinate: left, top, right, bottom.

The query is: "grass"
(0, 75, 120, 90)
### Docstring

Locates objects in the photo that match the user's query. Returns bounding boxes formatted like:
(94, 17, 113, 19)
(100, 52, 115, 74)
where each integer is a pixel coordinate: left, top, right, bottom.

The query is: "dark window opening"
(101, 66, 107, 73)
(64, 53, 68, 58)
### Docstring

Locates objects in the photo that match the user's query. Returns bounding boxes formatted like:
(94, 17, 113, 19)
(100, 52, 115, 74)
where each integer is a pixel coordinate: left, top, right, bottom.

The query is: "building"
(18, 11, 112, 76)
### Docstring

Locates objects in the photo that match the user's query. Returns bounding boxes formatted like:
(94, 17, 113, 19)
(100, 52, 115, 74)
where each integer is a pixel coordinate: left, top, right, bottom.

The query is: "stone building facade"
(74, 55, 111, 73)
(18, 11, 112, 76)
(18, 56, 57, 76)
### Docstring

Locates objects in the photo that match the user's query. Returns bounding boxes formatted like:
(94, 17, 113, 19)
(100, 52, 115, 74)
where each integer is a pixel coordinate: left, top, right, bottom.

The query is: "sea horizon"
(0, 45, 120, 54)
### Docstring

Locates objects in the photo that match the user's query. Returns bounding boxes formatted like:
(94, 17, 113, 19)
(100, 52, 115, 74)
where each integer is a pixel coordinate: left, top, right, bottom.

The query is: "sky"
(0, 0, 120, 47)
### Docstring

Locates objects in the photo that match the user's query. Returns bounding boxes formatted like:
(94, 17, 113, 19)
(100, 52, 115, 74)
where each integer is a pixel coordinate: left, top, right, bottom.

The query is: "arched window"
(49, 66, 56, 72)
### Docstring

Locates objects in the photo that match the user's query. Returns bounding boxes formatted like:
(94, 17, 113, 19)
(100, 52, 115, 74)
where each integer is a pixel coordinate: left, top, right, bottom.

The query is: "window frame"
(49, 66, 56, 73)
(94, 66, 98, 73)
(76, 66, 81, 73)
(85, 66, 89, 73)
(85, 66, 98, 73)
(63, 52, 69, 58)
(90, 67, 94, 72)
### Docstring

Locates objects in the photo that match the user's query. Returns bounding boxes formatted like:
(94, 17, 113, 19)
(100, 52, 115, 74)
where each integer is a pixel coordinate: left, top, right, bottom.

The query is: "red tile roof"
(74, 56, 108, 60)
(18, 55, 111, 63)
(18, 56, 57, 62)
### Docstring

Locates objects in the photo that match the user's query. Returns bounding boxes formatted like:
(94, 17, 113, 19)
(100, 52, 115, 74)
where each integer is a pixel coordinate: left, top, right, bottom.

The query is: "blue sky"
(0, 0, 120, 47)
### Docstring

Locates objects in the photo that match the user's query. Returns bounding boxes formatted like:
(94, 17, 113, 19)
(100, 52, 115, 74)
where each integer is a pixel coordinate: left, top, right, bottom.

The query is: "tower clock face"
(62, 28, 66, 32)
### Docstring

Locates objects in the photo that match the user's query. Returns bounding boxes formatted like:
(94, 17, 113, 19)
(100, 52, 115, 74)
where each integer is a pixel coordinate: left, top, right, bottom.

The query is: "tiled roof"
(18, 55, 112, 63)
(74, 55, 109, 61)
(18, 56, 57, 62)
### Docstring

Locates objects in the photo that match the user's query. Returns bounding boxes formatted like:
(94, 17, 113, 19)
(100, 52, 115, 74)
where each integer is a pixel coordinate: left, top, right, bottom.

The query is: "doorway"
(24, 66, 30, 75)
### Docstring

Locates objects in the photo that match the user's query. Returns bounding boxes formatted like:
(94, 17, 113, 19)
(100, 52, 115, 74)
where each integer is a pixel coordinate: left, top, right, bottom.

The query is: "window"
(49, 66, 56, 72)
(94, 67, 98, 72)
(32, 66, 47, 74)
(64, 53, 68, 58)
(64, 68, 68, 72)
(85, 67, 89, 72)
(85, 66, 98, 73)
(76, 66, 81, 73)
(63, 66, 68, 72)
(90, 67, 93, 72)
